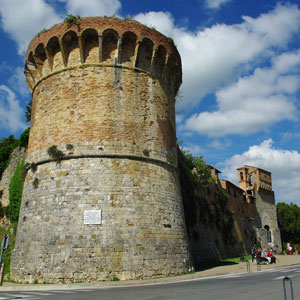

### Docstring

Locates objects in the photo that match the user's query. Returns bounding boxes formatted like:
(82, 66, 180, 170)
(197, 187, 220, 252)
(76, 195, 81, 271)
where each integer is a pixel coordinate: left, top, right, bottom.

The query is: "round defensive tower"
(11, 17, 193, 283)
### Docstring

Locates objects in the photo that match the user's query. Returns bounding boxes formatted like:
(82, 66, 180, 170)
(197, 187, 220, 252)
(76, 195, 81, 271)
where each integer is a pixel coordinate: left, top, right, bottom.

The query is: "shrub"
(64, 14, 81, 27)
(111, 276, 120, 281)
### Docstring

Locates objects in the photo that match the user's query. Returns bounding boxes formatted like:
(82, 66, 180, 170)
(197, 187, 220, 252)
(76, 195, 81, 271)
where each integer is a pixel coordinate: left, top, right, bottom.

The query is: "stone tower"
(237, 166, 282, 251)
(11, 17, 193, 283)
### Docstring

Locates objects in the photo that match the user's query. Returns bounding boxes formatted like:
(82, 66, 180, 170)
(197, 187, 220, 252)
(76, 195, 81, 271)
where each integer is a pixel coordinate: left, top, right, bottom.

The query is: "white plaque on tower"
(84, 210, 102, 225)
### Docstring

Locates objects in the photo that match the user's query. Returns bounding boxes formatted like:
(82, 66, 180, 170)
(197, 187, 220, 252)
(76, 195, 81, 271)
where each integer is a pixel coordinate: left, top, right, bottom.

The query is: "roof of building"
(219, 178, 245, 193)
(207, 164, 221, 174)
(237, 165, 271, 175)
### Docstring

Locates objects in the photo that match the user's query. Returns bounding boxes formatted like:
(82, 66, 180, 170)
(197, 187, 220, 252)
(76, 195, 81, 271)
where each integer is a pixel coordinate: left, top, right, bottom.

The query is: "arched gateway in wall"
(11, 17, 193, 283)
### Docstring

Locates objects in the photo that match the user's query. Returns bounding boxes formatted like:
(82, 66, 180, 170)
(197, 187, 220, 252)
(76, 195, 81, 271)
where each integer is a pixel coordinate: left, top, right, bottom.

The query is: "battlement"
(25, 17, 182, 96)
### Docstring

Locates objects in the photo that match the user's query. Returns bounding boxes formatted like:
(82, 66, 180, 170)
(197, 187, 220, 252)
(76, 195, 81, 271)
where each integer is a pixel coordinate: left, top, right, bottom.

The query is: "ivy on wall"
(178, 147, 235, 245)
(8, 160, 25, 223)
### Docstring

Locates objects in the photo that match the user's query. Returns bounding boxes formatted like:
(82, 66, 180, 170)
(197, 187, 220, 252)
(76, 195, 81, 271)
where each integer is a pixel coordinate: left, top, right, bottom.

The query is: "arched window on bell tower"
(249, 175, 253, 186)
(264, 225, 272, 243)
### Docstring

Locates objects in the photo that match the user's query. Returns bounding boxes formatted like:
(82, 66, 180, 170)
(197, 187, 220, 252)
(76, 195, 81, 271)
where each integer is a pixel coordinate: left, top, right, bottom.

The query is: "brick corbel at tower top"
(25, 16, 182, 96)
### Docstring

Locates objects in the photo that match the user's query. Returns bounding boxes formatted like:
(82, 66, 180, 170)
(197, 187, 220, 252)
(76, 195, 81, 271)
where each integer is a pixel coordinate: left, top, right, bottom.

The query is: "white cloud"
(182, 144, 204, 156)
(220, 139, 300, 204)
(272, 50, 300, 73)
(209, 139, 231, 149)
(134, 11, 176, 37)
(242, 5, 300, 47)
(0, 62, 13, 74)
(8, 67, 30, 96)
(63, 0, 121, 17)
(0, 85, 26, 132)
(281, 132, 300, 142)
(134, 4, 300, 113)
(176, 113, 184, 124)
(0, 63, 29, 96)
(183, 50, 300, 137)
(0, 0, 62, 55)
(205, 0, 231, 9)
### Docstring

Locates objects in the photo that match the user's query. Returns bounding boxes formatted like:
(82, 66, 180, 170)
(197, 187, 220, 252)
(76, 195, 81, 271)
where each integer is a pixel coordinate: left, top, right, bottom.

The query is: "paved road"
(0, 265, 299, 300)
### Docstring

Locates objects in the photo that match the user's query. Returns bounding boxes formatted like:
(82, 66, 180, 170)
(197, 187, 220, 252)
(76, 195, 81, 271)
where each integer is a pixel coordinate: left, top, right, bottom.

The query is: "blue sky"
(0, 0, 300, 204)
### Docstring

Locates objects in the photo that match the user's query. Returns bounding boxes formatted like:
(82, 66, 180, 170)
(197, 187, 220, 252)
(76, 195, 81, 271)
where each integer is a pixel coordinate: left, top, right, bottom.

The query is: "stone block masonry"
(11, 17, 193, 283)
(12, 157, 190, 282)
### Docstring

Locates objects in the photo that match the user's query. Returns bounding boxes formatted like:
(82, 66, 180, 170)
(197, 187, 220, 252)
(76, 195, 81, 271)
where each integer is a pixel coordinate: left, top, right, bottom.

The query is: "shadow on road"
(196, 260, 238, 271)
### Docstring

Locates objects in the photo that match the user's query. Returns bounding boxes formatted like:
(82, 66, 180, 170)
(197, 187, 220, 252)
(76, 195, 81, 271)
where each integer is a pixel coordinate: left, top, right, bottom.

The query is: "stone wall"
(179, 161, 241, 266)
(181, 163, 282, 265)
(12, 157, 191, 282)
(254, 189, 282, 251)
(237, 166, 282, 251)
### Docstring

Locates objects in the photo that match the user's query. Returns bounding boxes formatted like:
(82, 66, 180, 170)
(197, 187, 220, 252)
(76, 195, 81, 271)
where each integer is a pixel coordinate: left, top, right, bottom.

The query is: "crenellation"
(102, 28, 118, 64)
(24, 17, 181, 96)
(46, 36, 61, 71)
(119, 31, 137, 66)
(135, 37, 153, 72)
(80, 28, 99, 63)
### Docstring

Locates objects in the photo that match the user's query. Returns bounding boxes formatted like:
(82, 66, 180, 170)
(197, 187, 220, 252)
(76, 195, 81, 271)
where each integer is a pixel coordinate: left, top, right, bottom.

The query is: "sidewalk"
(1, 255, 300, 291)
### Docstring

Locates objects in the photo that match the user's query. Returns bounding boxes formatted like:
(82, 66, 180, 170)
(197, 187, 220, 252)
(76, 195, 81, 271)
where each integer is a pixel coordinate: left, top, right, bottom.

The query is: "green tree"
(0, 135, 18, 179)
(277, 202, 300, 244)
(19, 127, 30, 148)
(25, 100, 32, 123)
(0, 127, 30, 180)
(8, 160, 25, 223)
